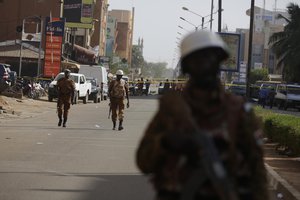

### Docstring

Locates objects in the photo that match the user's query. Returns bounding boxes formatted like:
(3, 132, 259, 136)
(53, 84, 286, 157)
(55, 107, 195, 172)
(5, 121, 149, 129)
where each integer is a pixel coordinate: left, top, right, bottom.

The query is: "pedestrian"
(163, 79, 170, 94)
(138, 78, 144, 96)
(136, 31, 268, 200)
(145, 79, 151, 96)
(268, 87, 276, 109)
(57, 69, 75, 127)
(258, 86, 269, 108)
(108, 69, 130, 131)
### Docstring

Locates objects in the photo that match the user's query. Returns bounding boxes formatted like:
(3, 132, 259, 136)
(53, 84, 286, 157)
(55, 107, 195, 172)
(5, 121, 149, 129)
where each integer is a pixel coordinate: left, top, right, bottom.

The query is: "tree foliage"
(249, 68, 269, 84)
(269, 3, 300, 82)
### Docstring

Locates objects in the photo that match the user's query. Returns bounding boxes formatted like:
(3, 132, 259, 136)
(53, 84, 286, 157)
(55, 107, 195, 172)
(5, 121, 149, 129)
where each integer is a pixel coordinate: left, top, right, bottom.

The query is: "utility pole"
(218, 0, 222, 32)
(210, 0, 214, 31)
(246, 0, 255, 99)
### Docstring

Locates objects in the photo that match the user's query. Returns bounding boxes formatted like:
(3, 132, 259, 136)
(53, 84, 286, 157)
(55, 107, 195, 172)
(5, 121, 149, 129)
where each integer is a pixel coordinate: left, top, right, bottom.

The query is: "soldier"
(136, 31, 268, 200)
(57, 69, 75, 128)
(108, 69, 130, 131)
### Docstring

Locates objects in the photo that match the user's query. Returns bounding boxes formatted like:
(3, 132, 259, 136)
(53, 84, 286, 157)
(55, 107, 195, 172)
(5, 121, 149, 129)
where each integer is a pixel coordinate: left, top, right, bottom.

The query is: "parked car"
(86, 77, 101, 103)
(228, 81, 246, 97)
(275, 83, 300, 111)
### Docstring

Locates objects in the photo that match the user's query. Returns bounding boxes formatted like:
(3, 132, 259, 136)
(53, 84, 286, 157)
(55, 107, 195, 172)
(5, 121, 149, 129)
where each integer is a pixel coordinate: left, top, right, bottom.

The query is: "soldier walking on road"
(108, 69, 130, 131)
(136, 31, 268, 200)
(57, 69, 75, 128)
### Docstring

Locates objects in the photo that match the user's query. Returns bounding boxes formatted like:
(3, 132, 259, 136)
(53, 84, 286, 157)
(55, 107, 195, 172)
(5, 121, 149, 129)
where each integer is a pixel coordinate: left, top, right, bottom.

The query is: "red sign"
(43, 17, 65, 77)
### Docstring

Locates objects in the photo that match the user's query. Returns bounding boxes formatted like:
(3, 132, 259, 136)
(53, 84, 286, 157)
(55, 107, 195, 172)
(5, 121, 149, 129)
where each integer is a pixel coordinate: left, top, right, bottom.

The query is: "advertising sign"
(63, 0, 94, 29)
(219, 32, 241, 72)
(43, 17, 65, 78)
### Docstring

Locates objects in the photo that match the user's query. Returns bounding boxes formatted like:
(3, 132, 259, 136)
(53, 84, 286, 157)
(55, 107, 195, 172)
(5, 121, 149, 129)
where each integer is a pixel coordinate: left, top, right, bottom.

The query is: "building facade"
(108, 9, 134, 66)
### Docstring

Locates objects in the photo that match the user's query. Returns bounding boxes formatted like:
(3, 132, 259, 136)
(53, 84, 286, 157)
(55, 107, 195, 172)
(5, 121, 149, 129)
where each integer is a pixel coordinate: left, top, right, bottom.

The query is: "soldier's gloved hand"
(161, 133, 198, 155)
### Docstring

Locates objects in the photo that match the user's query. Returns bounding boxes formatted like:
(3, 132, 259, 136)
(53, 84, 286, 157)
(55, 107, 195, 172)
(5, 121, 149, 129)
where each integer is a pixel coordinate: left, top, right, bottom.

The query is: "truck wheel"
(74, 92, 79, 104)
(277, 101, 282, 109)
(48, 95, 53, 102)
(93, 94, 98, 103)
(284, 102, 288, 110)
(83, 93, 88, 104)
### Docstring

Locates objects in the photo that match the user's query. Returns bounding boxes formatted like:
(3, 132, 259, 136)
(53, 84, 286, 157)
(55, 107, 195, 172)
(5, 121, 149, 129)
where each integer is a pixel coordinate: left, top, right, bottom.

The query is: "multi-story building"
(108, 9, 134, 66)
(0, 0, 108, 76)
(244, 6, 287, 73)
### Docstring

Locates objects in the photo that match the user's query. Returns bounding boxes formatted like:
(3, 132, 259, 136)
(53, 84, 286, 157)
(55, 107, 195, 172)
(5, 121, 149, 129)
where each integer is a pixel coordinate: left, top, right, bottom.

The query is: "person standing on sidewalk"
(136, 31, 268, 200)
(108, 69, 129, 131)
(57, 69, 75, 127)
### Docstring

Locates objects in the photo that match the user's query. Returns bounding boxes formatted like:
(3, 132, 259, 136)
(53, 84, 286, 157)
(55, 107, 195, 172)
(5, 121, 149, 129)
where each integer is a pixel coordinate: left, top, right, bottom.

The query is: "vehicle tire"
(284, 102, 288, 110)
(93, 94, 98, 103)
(83, 93, 88, 104)
(98, 97, 101, 103)
(104, 95, 107, 100)
(277, 101, 282, 109)
(74, 92, 79, 104)
(48, 95, 53, 102)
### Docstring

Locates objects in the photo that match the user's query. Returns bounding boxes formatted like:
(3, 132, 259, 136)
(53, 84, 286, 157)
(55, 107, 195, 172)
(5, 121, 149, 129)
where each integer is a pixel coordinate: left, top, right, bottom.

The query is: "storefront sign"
(43, 17, 65, 78)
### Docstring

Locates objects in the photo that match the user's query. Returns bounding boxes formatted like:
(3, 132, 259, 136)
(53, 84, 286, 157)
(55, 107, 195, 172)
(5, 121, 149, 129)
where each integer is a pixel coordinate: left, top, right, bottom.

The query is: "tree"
(249, 68, 269, 84)
(269, 3, 300, 82)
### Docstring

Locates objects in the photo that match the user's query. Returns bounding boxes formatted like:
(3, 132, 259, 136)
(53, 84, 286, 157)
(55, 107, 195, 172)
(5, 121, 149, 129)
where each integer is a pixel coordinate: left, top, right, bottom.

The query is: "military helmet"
(64, 69, 71, 76)
(116, 69, 124, 76)
(180, 30, 229, 61)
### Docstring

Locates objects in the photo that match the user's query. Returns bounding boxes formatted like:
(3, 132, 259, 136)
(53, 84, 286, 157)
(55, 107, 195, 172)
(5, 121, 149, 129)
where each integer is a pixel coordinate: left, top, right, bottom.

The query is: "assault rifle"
(180, 117, 239, 200)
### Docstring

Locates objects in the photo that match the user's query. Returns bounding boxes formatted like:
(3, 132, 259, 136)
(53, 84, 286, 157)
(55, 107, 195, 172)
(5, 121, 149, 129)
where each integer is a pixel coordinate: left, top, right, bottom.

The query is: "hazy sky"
(109, 0, 300, 68)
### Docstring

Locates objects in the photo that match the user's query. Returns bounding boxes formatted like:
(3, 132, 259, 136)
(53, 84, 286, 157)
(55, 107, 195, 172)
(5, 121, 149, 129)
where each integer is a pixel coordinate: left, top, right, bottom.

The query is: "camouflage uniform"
(108, 79, 129, 129)
(57, 77, 75, 125)
(136, 81, 268, 200)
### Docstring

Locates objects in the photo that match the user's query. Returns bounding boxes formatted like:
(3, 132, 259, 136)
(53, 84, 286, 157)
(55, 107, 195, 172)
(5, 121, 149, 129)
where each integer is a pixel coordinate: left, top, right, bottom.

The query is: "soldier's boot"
(112, 121, 116, 130)
(58, 117, 62, 127)
(118, 120, 124, 131)
(63, 118, 67, 128)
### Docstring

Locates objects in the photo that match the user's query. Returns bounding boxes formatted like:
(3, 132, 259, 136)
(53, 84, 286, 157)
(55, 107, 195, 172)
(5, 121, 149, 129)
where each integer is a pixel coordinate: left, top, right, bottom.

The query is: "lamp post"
(180, 17, 199, 31)
(182, 7, 205, 29)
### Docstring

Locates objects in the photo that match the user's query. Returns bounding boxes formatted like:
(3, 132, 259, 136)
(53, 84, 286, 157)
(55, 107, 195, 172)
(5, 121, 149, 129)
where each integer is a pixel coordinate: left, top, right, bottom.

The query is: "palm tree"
(269, 3, 300, 82)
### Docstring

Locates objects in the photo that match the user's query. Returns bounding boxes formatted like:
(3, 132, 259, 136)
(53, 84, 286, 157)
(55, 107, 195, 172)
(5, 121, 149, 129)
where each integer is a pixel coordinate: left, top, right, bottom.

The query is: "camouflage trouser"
(57, 95, 71, 119)
(110, 97, 125, 122)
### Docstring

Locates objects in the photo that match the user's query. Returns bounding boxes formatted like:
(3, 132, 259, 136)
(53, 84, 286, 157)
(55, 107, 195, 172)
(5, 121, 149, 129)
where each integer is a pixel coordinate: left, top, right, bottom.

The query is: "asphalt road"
(0, 96, 158, 200)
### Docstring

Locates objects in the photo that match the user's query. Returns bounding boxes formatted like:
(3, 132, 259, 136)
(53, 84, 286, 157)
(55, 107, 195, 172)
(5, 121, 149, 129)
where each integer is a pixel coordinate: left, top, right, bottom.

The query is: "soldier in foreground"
(57, 69, 75, 127)
(108, 70, 129, 131)
(136, 31, 268, 200)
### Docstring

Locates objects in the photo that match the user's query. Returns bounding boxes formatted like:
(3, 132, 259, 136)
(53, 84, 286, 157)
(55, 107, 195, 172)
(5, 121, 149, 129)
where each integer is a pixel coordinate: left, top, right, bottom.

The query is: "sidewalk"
(264, 143, 300, 200)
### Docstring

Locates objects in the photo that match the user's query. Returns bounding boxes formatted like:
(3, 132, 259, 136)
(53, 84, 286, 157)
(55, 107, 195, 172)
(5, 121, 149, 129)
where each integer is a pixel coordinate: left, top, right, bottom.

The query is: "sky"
(108, 0, 300, 69)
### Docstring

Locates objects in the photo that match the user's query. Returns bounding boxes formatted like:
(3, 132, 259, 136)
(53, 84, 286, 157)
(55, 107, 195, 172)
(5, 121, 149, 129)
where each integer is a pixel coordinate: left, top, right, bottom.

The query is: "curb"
(266, 163, 300, 200)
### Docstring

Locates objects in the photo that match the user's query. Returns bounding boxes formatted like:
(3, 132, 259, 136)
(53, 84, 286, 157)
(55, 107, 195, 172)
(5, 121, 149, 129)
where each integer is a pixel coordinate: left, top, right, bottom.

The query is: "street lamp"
(178, 25, 189, 32)
(180, 17, 199, 31)
(182, 7, 205, 30)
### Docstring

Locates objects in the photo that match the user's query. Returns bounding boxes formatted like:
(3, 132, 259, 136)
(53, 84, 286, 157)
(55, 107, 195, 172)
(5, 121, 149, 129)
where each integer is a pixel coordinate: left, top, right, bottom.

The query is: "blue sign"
(45, 17, 65, 37)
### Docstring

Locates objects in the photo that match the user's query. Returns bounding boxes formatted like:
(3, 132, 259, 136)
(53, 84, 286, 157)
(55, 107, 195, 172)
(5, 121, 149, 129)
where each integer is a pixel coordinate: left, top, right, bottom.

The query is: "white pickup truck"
(48, 72, 91, 104)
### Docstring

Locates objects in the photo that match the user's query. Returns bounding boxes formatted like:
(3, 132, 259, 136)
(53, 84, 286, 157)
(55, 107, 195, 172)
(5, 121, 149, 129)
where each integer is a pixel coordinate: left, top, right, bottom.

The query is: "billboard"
(219, 32, 241, 72)
(43, 17, 65, 78)
(63, 0, 94, 29)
